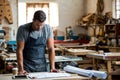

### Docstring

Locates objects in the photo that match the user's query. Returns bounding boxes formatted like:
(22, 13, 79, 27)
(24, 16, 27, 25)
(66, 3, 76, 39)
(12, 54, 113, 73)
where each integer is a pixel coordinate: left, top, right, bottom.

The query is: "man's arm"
(16, 41, 27, 74)
(47, 38, 55, 70)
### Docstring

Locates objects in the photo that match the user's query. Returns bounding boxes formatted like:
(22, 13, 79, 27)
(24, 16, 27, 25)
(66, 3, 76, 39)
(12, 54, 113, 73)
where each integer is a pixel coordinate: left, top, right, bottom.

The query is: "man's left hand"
(50, 68, 60, 72)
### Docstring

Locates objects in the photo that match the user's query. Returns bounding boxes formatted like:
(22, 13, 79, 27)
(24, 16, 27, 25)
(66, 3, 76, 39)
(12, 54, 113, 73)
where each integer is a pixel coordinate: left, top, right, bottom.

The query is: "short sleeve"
(16, 26, 26, 42)
(47, 25, 53, 38)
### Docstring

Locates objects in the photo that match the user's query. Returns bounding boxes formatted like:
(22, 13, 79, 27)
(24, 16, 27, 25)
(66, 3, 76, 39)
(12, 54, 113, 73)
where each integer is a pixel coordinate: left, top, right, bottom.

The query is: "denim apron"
(23, 25, 47, 72)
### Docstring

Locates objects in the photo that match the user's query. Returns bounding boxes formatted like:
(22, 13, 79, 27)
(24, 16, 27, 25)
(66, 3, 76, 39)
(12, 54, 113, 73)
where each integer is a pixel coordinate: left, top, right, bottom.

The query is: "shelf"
(105, 24, 116, 26)
(105, 23, 120, 46)
(78, 24, 88, 29)
(108, 36, 116, 38)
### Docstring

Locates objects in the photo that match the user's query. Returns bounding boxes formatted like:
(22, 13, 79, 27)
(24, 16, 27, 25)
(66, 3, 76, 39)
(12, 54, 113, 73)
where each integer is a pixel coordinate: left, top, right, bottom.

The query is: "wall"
(18, 0, 85, 37)
(18, 0, 113, 37)
(56, 0, 85, 36)
(84, 0, 113, 37)
(60, 0, 113, 37)
(0, 0, 18, 41)
(85, 0, 112, 14)
(0, 0, 113, 40)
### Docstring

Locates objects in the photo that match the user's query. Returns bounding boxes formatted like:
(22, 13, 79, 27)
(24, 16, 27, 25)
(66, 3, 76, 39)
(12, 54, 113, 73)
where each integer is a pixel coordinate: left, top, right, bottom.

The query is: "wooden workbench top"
(0, 72, 90, 80)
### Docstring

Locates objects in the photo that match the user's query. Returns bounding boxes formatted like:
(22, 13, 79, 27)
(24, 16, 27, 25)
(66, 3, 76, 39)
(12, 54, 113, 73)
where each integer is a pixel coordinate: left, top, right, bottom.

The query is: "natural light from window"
(18, 2, 59, 28)
(113, 0, 120, 19)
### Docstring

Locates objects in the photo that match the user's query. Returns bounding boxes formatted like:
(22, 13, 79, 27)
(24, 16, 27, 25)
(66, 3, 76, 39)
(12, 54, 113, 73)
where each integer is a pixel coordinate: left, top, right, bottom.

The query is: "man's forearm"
(48, 48, 55, 69)
(17, 51, 24, 71)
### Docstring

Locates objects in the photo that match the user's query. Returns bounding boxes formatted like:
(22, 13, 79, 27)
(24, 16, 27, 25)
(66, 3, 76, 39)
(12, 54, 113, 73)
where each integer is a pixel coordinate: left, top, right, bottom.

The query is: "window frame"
(113, 0, 120, 19)
(26, 3, 50, 24)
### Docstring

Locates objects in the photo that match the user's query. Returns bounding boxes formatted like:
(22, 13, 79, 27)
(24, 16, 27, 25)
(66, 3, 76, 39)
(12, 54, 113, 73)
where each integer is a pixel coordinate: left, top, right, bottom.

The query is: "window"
(26, 3, 49, 24)
(113, 0, 120, 18)
(18, 2, 59, 27)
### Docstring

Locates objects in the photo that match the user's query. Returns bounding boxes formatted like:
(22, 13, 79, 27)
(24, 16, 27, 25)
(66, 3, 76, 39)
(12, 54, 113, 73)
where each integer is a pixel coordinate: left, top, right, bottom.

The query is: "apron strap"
(26, 23, 33, 43)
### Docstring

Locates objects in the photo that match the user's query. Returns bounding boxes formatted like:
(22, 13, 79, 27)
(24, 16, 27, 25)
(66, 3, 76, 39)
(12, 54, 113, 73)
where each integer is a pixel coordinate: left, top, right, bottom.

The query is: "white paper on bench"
(64, 65, 107, 79)
(64, 65, 93, 78)
(28, 72, 71, 79)
(87, 70, 107, 79)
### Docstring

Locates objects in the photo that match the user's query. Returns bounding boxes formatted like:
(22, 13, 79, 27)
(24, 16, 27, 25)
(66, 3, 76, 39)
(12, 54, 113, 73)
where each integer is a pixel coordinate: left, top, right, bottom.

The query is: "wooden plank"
(107, 61, 112, 80)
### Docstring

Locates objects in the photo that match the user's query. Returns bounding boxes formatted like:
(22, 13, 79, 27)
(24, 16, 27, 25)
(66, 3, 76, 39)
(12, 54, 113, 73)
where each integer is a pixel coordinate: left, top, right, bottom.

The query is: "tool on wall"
(0, 0, 13, 24)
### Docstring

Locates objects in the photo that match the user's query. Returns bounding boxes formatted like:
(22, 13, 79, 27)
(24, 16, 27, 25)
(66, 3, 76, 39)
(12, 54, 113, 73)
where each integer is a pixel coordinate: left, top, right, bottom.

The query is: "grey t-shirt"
(16, 22, 53, 42)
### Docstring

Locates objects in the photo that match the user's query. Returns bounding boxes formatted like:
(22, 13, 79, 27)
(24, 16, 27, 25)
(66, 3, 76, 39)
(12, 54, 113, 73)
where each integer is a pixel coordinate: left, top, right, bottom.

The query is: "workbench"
(64, 48, 96, 56)
(55, 43, 97, 69)
(0, 72, 90, 80)
(0, 53, 16, 73)
(46, 55, 82, 71)
(55, 43, 96, 56)
(98, 46, 120, 52)
(55, 43, 96, 49)
(86, 52, 120, 80)
(0, 53, 82, 73)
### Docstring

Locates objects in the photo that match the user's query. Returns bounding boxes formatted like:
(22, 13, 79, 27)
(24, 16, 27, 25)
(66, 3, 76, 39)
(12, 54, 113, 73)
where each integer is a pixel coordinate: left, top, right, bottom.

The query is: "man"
(16, 10, 58, 75)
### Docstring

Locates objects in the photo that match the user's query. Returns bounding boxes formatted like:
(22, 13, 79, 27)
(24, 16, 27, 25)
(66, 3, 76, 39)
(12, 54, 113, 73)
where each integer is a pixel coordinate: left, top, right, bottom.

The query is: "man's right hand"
(18, 70, 28, 75)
